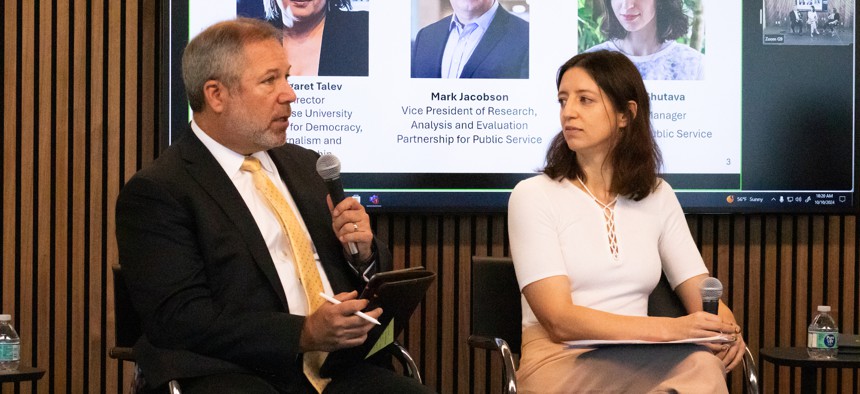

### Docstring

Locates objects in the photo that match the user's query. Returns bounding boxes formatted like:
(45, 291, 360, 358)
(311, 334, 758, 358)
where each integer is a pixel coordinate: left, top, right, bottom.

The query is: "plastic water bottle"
(0, 314, 20, 371)
(807, 305, 838, 359)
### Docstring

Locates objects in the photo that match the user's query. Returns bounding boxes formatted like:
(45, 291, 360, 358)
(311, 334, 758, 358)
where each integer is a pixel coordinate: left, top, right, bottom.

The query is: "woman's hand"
(673, 313, 745, 371)
(670, 311, 735, 341)
(673, 274, 746, 371)
(702, 322, 746, 372)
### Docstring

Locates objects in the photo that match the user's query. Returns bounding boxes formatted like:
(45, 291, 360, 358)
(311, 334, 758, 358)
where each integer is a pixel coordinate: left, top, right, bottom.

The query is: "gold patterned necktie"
(240, 156, 330, 392)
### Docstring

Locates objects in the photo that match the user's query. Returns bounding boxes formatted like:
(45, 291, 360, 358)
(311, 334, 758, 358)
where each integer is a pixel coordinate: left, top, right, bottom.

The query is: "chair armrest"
(389, 341, 423, 384)
(168, 379, 183, 394)
(111, 346, 184, 393)
(468, 335, 518, 394)
(742, 346, 759, 394)
(109, 346, 136, 361)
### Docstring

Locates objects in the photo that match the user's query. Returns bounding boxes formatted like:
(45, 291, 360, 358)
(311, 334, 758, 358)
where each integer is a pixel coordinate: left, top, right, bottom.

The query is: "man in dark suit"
(411, 0, 529, 79)
(115, 17, 432, 394)
(789, 8, 803, 34)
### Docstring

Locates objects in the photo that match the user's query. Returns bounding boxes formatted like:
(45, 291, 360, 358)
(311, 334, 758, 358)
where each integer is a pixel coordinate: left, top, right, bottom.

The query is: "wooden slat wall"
(375, 215, 860, 394)
(1, 1, 858, 393)
(2, 1, 158, 393)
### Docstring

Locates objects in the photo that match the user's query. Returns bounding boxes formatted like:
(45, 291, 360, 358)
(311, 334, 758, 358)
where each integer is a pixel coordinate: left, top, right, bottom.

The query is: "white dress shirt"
(191, 120, 334, 316)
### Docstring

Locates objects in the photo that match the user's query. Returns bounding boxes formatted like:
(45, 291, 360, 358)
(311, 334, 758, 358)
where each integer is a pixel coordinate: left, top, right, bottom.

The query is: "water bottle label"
(808, 332, 838, 349)
(0, 343, 19, 361)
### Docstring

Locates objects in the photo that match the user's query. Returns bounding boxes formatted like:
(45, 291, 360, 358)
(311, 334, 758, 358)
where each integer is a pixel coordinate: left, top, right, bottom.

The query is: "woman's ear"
(618, 100, 638, 128)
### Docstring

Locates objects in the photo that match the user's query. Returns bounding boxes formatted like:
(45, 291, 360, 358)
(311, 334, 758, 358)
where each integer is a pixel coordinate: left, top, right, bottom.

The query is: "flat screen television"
(160, 0, 859, 213)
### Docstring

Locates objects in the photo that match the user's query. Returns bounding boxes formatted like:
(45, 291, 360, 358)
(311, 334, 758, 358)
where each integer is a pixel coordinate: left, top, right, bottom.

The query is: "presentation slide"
(188, 0, 739, 177)
(171, 0, 856, 212)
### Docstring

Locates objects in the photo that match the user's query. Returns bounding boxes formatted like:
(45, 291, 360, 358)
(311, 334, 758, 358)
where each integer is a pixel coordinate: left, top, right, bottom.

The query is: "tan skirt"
(516, 325, 728, 394)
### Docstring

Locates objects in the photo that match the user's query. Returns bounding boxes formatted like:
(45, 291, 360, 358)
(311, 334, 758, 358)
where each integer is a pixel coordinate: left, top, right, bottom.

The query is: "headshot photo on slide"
(580, 0, 705, 80)
(237, 0, 370, 77)
(411, 0, 530, 79)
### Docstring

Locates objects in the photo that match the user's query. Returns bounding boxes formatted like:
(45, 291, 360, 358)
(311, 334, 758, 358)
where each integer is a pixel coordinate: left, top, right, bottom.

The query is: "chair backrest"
(647, 274, 687, 318)
(113, 265, 183, 392)
(471, 256, 523, 352)
(112, 265, 143, 353)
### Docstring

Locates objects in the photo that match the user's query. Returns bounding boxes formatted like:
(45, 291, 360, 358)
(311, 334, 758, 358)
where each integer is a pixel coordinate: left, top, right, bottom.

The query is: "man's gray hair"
(181, 17, 283, 112)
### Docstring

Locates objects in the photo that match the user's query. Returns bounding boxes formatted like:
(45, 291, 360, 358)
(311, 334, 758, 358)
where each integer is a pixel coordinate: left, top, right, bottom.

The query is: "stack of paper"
(565, 335, 735, 349)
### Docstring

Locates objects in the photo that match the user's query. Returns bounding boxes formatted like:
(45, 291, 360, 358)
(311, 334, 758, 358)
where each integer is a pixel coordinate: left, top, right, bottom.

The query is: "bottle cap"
(0, 314, 10, 321)
(817, 305, 831, 312)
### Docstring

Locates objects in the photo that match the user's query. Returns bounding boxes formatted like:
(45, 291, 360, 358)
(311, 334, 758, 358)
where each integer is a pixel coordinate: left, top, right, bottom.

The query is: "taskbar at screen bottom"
(347, 190, 511, 213)
(345, 190, 855, 214)
(678, 191, 855, 213)
(342, 172, 853, 213)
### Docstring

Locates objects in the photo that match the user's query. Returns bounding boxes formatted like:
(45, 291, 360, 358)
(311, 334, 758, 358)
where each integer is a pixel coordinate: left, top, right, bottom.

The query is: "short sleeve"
(508, 176, 570, 290)
(655, 182, 709, 288)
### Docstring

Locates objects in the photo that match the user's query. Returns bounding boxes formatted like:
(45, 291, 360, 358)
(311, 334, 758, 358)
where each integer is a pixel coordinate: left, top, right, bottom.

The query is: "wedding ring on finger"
(352, 223, 359, 232)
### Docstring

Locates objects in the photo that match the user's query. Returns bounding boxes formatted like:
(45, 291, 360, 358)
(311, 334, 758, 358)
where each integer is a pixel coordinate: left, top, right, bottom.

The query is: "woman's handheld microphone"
(700, 277, 723, 314)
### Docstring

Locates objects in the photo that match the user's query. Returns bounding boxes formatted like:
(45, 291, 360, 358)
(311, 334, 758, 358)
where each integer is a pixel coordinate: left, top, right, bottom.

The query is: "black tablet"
(319, 267, 436, 377)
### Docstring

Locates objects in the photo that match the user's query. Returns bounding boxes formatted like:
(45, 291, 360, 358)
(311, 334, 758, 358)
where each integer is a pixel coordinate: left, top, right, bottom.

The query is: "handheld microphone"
(315, 154, 359, 258)
(700, 277, 723, 315)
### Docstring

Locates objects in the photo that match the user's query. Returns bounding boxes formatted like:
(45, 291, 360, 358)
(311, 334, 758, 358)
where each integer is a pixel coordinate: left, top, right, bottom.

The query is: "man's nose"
(281, 81, 297, 103)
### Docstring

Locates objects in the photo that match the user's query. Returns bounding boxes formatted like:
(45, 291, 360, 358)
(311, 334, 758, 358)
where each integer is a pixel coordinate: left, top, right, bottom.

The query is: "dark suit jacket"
(319, 9, 369, 76)
(115, 129, 392, 389)
(411, 6, 529, 79)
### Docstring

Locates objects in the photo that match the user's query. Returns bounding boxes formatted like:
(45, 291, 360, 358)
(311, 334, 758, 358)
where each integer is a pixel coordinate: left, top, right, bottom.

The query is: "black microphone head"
(316, 154, 341, 181)
(700, 277, 723, 301)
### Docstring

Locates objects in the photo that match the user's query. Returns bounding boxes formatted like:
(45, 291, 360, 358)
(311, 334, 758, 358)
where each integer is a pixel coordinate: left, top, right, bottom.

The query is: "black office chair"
(110, 265, 423, 394)
(109, 265, 182, 394)
(468, 256, 760, 394)
(469, 257, 522, 394)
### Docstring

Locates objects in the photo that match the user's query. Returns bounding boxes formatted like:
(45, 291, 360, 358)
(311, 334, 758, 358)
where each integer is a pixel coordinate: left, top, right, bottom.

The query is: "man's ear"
(618, 100, 638, 128)
(203, 80, 228, 113)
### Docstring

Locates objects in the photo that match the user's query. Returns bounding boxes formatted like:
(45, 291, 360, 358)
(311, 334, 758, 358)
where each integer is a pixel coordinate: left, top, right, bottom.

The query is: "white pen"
(318, 292, 381, 325)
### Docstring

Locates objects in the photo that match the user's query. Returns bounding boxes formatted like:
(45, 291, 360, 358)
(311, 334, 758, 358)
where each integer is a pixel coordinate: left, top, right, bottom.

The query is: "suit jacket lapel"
(176, 131, 290, 308)
(429, 16, 454, 77)
(460, 8, 512, 78)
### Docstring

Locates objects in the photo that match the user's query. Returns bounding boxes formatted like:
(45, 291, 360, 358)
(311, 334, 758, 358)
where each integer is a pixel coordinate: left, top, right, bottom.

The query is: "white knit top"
(508, 175, 708, 328)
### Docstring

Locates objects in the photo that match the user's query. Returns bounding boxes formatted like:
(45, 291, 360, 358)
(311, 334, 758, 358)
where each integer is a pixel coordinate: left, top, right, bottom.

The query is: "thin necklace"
(577, 177, 620, 261)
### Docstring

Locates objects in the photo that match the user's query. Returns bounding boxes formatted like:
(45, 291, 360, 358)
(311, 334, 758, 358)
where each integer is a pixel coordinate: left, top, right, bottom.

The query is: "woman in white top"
(808, 6, 820, 37)
(508, 50, 745, 393)
(586, 0, 703, 80)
